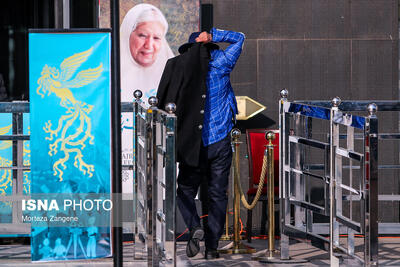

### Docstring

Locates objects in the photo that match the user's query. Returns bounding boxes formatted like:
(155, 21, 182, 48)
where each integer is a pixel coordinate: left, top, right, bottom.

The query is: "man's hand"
(195, 31, 212, 43)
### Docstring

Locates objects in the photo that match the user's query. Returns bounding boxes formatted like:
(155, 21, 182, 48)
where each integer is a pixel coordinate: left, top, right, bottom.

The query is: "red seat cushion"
(247, 130, 279, 186)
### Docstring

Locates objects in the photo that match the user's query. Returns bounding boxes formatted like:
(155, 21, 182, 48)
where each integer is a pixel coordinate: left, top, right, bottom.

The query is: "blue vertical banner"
(23, 113, 31, 195)
(29, 31, 111, 261)
(0, 114, 12, 223)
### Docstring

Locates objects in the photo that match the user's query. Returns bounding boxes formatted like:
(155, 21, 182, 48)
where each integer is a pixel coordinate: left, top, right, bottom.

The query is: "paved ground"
(0, 238, 399, 266)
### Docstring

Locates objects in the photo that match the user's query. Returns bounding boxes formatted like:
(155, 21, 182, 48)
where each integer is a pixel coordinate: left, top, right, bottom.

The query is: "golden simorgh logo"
(36, 47, 103, 181)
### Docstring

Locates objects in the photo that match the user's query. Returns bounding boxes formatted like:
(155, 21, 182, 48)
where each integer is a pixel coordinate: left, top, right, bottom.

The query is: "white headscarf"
(120, 3, 174, 103)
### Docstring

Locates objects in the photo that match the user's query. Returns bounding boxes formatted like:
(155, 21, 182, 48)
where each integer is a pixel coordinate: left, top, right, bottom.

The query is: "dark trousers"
(177, 134, 232, 250)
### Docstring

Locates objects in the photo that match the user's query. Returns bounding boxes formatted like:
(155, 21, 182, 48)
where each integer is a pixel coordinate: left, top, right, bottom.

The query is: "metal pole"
(225, 210, 229, 237)
(133, 90, 142, 260)
(256, 90, 306, 264)
(63, 0, 70, 28)
(279, 89, 289, 260)
(330, 97, 341, 267)
(256, 132, 282, 262)
(110, 0, 122, 266)
(233, 131, 240, 250)
(219, 129, 255, 254)
(266, 132, 275, 257)
(366, 103, 379, 266)
(54, 0, 63, 28)
(220, 209, 231, 240)
(149, 96, 159, 266)
(165, 102, 178, 266)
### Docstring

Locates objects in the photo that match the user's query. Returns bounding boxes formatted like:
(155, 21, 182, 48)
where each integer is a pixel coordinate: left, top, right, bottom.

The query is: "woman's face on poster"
(129, 21, 165, 67)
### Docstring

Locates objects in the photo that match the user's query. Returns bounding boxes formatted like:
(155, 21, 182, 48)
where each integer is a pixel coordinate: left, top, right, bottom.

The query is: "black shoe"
(186, 227, 204, 258)
(205, 249, 220, 260)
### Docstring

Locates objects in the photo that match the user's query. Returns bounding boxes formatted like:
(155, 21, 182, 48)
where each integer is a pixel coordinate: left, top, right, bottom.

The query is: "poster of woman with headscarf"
(100, 0, 199, 101)
(99, 0, 199, 223)
(120, 3, 174, 102)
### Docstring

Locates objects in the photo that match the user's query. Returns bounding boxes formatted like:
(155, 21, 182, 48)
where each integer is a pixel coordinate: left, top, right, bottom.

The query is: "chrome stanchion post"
(279, 88, 290, 260)
(330, 97, 341, 267)
(133, 89, 142, 192)
(256, 91, 307, 264)
(133, 90, 142, 260)
(365, 103, 378, 266)
(164, 102, 177, 266)
(266, 132, 276, 258)
(148, 96, 158, 266)
(134, 90, 149, 260)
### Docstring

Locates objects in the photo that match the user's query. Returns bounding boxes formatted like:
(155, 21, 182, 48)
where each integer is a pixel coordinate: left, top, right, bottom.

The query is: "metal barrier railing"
(279, 89, 378, 266)
(0, 98, 177, 264)
(133, 91, 177, 266)
(0, 102, 30, 236)
(295, 99, 400, 235)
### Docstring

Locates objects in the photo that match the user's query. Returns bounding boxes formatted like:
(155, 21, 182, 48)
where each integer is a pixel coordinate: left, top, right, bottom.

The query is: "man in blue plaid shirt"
(178, 28, 245, 260)
(202, 28, 244, 146)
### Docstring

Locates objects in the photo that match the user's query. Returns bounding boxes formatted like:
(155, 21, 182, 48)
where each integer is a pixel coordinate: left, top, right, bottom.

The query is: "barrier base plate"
(220, 235, 245, 241)
(220, 235, 233, 241)
(253, 249, 308, 263)
(218, 241, 256, 254)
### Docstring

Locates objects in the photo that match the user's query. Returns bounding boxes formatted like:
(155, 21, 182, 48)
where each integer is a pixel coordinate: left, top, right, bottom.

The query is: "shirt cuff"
(211, 28, 223, 43)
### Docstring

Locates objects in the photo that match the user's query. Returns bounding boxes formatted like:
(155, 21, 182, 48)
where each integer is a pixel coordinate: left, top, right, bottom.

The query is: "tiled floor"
(0, 238, 399, 266)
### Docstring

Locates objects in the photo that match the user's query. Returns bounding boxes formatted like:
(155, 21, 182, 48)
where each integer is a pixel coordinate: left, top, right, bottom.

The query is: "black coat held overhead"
(157, 43, 210, 167)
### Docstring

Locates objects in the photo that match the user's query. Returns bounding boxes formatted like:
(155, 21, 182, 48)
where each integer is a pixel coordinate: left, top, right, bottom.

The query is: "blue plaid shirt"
(202, 28, 245, 146)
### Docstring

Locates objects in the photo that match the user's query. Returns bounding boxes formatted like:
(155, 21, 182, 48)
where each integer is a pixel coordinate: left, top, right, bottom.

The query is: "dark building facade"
(202, 0, 398, 123)
(0, 0, 97, 100)
(201, 0, 399, 227)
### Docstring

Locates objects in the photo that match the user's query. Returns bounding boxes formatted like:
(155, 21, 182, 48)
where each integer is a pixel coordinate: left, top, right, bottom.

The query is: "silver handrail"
(133, 91, 177, 267)
(279, 90, 378, 266)
(0, 102, 30, 235)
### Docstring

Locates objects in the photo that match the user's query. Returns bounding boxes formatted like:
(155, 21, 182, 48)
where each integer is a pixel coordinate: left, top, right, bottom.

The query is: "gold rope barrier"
(235, 148, 268, 210)
(219, 129, 275, 255)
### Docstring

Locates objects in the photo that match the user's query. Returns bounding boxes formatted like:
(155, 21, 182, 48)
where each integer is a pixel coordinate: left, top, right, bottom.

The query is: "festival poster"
(0, 113, 30, 227)
(0, 114, 12, 223)
(29, 31, 112, 261)
(23, 113, 31, 196)
(100, 0, 199, 220)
